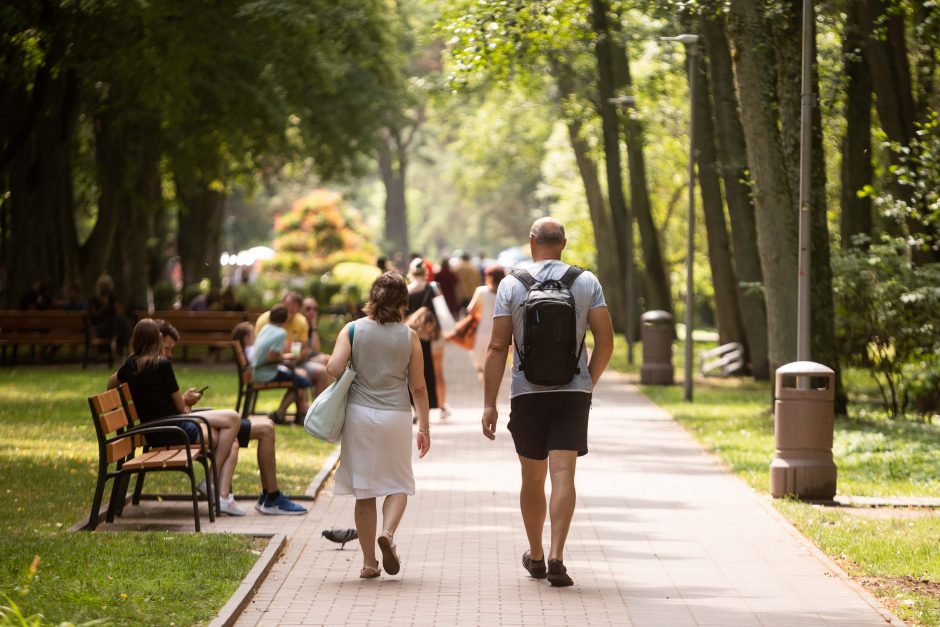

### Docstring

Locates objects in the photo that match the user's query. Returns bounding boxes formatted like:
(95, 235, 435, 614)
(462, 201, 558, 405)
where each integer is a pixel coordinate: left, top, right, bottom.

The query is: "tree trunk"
(5, 66, 80, 307)
(840, 2, 873, 248)
(690, 52, 745, 347)
(768, 0, 843, 409)
(590, 0, 633, 331)
(378, 128, 409, 256)
(859, 0, 938, 262)
(551, 59, 625, 332)
(700, 8, 769, 379)
(176, 169, 226, 288)
(609, 17, 672, 314)
(727, 0, 799, 375)
(81, 103, 126, 293)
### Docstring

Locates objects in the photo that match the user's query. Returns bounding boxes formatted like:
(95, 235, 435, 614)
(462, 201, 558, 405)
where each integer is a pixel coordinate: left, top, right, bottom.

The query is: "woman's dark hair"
(130, 319, 165, 372)
(364, 272, 408, 324)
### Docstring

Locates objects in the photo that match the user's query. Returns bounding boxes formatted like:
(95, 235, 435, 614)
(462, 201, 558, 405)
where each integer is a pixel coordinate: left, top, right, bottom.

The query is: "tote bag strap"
(347, 320, 356, 369)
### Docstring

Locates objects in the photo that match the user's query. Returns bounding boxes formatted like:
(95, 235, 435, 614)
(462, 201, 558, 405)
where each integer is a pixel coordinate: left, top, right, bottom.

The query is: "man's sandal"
(377, 530, 401, 575)
(359, 563, 381, 579)
(522, 550, 547, 579)
(546, 558, 574, 587)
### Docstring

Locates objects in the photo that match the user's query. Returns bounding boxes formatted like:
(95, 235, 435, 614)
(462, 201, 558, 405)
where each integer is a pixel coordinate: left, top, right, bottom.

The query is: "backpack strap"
(509, 269, 537, 290)
(561, 265, 586, 374)
(558, 265, 584, 288)
(508, 270, 536, 368)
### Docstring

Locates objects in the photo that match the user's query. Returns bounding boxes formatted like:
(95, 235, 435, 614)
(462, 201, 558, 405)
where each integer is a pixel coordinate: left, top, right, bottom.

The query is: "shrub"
(833, 243, 940, 419)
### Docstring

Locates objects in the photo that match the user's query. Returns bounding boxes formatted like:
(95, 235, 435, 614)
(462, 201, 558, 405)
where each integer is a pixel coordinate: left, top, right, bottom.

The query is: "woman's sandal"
(377, 530, 401, 575)
(359, 563, 381, 579)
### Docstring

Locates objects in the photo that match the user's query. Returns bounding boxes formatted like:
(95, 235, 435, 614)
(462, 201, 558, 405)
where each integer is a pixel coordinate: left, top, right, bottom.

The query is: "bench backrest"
(231, 340, 254, 384)
(88, 388, 133, 464)
(116, 383, 147, 448)
(0, 310, 89, 335)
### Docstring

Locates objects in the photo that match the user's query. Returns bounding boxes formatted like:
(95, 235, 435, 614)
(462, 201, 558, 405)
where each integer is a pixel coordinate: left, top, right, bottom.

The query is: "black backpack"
(510, 265, 586, 386)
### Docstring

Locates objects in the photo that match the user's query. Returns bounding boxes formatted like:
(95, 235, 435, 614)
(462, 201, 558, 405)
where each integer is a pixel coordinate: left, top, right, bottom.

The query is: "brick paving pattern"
(101, 345, 900, 625)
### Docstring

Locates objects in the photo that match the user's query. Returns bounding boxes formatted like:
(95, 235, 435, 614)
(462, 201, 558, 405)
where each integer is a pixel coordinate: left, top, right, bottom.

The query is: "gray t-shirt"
(494, 259, 607, 398)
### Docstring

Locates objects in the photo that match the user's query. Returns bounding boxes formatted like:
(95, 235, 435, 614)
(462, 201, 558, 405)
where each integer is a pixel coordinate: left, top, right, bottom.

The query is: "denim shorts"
(145, 419, 200, 448)
(273, 365, 312, 388)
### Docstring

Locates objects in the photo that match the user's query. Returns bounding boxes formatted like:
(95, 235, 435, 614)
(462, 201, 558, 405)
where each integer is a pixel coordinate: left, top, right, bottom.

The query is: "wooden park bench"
(87, 387, 214, 531)
(231, 340, 299, 420)
(0, 310, 113, 367)
(135, 310, 259, 359)
(699, 342, 746, 377)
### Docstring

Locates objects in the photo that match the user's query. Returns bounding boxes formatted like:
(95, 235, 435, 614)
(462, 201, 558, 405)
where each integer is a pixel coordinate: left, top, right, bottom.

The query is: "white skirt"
(333, 402, 415, 499)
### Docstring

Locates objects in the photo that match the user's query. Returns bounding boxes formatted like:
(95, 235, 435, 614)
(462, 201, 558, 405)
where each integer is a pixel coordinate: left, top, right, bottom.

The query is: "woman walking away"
(467, 265, 505, 380)
(406, 258, 449, 418)
(406, 307, 439, 411)
(107, 319, 244, 515)
(328, 272, 431, 579)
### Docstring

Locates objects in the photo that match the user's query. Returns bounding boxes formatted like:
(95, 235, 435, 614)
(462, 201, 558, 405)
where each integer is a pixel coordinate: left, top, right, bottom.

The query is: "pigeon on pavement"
(321, 528, 359, 549)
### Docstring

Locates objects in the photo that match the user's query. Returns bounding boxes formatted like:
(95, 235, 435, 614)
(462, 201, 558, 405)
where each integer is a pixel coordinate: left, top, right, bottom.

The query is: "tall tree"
(609, 8, 672, 315)
(699, 7, 769, 379)
(839, 1, 874, 249)
(725, 0, 799, 374)
(689, 50, 745, 347)
(591, 0, 634, 328)
(553, 59, 625, 330)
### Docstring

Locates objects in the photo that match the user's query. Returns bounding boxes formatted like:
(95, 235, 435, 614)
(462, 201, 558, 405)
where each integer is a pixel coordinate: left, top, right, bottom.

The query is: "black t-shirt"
(117, 356, 180, 423)
(407, 285, 435, 316)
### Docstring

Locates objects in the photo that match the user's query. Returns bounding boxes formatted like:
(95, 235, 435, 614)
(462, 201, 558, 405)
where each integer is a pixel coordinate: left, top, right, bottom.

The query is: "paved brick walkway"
(102, 345, 900, 625)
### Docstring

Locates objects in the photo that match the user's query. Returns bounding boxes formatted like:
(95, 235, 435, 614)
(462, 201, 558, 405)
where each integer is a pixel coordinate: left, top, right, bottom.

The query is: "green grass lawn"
(0, 363, 334, 626)
(610, 337, 940, 626)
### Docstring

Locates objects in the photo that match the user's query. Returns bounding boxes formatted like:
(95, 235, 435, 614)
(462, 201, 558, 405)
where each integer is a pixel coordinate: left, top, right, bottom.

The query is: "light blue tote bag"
(303, 321, 356, 443)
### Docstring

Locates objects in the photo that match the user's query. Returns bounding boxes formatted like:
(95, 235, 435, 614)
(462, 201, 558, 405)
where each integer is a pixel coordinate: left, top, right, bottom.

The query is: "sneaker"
(254, 492, 265, 513)
(440, 404, 452, 420)
(219, 494, 247, 517)
(258, 493, 308, 516)
(196, 479, 208, 498)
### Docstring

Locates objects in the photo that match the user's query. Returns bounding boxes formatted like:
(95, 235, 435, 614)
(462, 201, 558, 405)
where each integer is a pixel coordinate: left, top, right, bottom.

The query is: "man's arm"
(481, 316, 513, 440)
(586, 306, 614, 387)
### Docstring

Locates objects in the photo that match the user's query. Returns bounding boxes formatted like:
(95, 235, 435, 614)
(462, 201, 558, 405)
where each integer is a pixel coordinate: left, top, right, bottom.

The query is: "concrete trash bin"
(770, 361, 837, 499)
(640, 310, 674, 385)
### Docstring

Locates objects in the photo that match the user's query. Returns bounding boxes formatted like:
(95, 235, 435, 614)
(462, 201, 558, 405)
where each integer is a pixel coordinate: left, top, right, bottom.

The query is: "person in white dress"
(327, 272, 431, 579)
(467, 265, 506, 379)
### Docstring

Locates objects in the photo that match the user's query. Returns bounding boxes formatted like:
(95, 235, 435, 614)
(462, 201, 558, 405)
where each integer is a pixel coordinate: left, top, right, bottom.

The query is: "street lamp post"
(797, 0, 814, 361)
(607, 94, 637, 366)
(661, 33, 699, 402)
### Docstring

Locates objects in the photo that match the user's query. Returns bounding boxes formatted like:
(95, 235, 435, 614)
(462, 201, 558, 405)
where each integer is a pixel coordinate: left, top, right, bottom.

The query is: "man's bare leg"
(518, 455, 548, 560)
(547, 450, 578, 561)
(250, 417, 278, 493)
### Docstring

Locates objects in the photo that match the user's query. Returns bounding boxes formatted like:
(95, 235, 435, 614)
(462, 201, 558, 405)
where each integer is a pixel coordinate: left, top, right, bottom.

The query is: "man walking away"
(481, 217, 614, 587)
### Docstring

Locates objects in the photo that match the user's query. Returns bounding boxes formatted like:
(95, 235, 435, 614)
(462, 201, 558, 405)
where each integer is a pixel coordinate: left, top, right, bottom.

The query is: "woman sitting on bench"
(107, 319, 245, 516)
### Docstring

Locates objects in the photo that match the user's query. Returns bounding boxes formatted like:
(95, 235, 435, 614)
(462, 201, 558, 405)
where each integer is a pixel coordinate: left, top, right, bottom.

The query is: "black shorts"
(237, 418, 252, 448)
(507, 392, 592, 460)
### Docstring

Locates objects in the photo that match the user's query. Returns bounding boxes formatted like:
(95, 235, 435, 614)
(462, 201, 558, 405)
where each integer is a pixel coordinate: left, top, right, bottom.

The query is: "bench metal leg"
(87, 466, 110, 530)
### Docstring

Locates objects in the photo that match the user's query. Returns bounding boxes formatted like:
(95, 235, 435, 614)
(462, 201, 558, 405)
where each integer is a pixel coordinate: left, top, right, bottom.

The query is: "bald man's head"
(530, 217, 565, 245)
(529, 218, 566, 260)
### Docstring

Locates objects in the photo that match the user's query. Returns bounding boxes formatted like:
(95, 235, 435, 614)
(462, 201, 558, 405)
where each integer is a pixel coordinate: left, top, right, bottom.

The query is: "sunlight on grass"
(0, 364, 332, 625)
